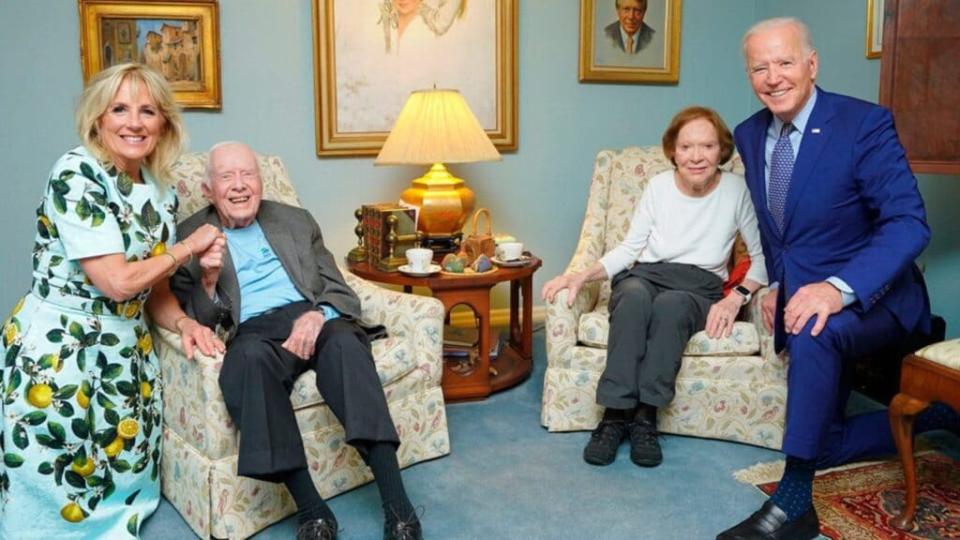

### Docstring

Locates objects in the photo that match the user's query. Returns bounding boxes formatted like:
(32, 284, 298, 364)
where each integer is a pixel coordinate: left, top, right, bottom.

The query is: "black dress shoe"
(583, 420, 627, 466)
(384, 515, 423, 540)
(627, 418, 662, 467)
(297, 517, 338, 540)
(716, 501, 819, 540)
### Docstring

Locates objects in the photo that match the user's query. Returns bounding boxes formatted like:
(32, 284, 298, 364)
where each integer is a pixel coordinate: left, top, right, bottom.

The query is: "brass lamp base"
(400, 163, 475, 241)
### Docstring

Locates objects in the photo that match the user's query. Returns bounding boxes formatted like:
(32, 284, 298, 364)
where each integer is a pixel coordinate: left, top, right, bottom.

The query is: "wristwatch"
(733, 285, 752, 305)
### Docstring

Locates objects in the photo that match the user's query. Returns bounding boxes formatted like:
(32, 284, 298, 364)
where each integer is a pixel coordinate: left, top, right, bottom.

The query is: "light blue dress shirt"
(224, 221, 340, 323)
(762, 89, 856, 307)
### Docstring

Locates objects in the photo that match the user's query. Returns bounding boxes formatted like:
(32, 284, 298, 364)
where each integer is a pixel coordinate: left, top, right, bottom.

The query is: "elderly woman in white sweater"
(542, 106, 767, 468)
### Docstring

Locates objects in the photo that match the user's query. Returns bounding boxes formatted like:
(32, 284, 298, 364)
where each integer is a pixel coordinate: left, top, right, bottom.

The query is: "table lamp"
(375, 88, 501, 251)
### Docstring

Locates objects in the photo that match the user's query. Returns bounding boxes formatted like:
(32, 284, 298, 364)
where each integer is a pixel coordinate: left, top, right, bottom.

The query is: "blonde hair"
(741, 17, 815, 60)
(75, 63, 186, 184)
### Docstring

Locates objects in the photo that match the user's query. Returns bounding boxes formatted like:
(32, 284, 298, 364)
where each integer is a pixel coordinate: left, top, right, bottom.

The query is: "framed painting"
(579, 0, 682, 84)
(78, 0, 222, 109)
(313, 0, 518, 157)
(866, 0, 884, 58)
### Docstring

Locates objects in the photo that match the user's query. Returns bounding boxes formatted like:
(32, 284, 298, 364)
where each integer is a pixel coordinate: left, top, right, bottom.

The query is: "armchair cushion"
(915, 338, 960, 370)
(577, 311, 760, 356)
(291, 335, 416, 410)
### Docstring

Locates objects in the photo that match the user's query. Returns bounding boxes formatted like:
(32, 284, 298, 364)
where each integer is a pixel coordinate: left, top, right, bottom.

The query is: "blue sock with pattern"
(769, 455, 815, 521)
(914, 402, 960, 434)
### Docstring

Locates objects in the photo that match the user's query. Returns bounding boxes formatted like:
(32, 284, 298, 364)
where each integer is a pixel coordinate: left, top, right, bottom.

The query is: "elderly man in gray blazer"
(171, 141, 421, 540)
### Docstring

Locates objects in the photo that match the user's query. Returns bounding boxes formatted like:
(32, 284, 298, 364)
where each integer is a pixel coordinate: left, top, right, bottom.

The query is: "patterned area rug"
(735, 452, 960, 539)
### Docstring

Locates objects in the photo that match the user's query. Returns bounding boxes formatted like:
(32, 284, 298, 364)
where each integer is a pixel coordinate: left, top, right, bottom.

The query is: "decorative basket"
(460, 208, 496, 264)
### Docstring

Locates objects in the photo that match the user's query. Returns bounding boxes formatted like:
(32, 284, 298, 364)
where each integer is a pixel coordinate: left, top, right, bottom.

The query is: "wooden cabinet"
(878, 0, 960, 174)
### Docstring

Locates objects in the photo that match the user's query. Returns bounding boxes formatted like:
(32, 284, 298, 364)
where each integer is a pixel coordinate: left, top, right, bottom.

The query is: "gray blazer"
(171, 200, 362, 340)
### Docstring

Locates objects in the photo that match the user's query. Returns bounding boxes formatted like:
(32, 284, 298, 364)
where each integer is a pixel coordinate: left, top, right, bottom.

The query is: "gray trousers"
(219, 301, 399, 482)
(597, 262, 724, 410)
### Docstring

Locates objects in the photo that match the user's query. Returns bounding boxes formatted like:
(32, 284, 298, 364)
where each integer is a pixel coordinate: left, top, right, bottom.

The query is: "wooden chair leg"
(888, 392, 930, 530)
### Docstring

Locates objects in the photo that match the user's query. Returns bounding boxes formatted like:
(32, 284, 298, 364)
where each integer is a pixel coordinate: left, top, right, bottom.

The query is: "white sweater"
(599, 170, 768, 285)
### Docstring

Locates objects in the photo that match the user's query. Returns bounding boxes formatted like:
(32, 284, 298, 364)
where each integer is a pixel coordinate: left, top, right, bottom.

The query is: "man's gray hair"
(204, 140, 257, 186)
(741, 17, 815, 59)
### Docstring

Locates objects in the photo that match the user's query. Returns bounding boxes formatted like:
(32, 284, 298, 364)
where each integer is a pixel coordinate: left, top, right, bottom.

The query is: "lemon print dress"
(0, 147, 175, 539)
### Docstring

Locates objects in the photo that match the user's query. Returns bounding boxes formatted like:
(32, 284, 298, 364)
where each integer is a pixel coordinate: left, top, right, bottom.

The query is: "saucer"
(492, 255, 530, 267)
(398, 264, 441, 277)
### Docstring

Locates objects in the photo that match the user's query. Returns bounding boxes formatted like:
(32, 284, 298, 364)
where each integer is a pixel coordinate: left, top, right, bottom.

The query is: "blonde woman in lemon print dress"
(0, 63, 224, 538)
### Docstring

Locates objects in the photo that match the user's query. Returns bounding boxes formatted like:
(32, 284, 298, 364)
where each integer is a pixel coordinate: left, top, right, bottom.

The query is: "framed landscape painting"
(78, 0, 222, 109)
(579, 0, 682, 84)
(312, 0, 518, 156)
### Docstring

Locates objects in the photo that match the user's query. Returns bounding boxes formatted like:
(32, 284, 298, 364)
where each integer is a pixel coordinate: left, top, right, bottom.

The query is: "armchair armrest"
(545, 285, 599, 365)
(153, 327, 238, 460)
(744, 287, 788, 376)
(343, 272, 445, 385)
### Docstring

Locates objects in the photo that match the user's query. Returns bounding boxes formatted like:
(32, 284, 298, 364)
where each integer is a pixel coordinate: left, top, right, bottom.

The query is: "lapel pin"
(811, 128, 821, 134)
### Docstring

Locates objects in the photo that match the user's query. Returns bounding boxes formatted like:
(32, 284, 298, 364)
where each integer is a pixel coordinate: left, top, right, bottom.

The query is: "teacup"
(496, 242, 524, 261)
(405, 248, 434, 272)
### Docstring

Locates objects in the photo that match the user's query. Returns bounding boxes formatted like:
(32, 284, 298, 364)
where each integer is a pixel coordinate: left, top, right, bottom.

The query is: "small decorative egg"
(442, 253, 465, 273)
(472, 254, 493, 272)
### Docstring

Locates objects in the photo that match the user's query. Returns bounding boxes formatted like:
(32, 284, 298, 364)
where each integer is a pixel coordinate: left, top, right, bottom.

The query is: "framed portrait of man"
(313, 0, 518, 157)
(579, 0, 682, 84)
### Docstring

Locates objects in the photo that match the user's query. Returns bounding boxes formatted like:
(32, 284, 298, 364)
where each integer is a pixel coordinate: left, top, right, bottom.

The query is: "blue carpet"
(142, 330, 958, 539)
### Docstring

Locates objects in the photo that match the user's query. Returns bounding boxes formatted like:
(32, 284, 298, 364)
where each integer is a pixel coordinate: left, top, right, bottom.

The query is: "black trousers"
(218, 301, 399, 482)
(597, 262, 723, 410)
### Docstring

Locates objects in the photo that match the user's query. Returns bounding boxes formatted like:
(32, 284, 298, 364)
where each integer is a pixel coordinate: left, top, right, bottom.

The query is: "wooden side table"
(347, 256, 542, 401)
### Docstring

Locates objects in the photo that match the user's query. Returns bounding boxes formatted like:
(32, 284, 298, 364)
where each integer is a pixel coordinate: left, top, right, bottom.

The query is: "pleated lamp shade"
(375, 89, 501, 165)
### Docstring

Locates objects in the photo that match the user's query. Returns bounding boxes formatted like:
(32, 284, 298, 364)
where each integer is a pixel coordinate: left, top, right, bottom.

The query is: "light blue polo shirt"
(224, 220, 339, 323)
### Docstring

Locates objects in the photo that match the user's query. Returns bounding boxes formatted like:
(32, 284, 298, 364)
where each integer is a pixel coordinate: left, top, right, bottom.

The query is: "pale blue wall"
(1, 1, 956, 336)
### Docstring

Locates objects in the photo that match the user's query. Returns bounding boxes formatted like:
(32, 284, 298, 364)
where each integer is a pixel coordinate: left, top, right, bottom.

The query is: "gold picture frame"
(312, 0, 518, 157)
(579, 0, 682, 84)
(78, 0, 222, 109)
(866, 0, 884, 59)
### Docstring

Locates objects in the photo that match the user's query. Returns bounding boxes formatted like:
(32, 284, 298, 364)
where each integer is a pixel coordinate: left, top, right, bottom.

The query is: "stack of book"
(443, 326, 503, 359)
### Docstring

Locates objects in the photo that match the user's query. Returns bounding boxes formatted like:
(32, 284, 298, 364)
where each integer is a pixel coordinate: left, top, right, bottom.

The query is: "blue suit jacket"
(734, 88, 931, 352)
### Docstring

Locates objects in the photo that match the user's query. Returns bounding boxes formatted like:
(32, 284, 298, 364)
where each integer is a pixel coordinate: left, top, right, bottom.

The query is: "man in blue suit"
(716, 17, 957, 540)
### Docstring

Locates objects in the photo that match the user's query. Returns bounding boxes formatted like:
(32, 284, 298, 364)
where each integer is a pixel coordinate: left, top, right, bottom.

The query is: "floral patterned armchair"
(540, 146, 787, 450)
(154, 152, 450, 539)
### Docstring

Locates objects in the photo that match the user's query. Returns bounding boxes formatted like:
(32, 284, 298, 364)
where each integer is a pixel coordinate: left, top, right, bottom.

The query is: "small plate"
(492, 255, 531, 267)
(441, 267, 498, 276)
(398, 264, 441, 277)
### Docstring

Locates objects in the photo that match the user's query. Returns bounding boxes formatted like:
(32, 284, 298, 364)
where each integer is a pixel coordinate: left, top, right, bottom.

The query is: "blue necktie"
(768, 122, 795, 232)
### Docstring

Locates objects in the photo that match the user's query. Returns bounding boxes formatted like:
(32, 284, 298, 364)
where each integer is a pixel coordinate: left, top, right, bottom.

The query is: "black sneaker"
(583, 420, 627, 466)
(627, 418, 662, 467)
(384, 510, 423, 540)
(296, 517, 338, 540)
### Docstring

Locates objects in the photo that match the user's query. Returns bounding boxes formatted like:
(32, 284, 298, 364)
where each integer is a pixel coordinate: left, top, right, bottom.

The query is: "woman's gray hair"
(741, 17, 815, 59)
(75, 63, 185, 185)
